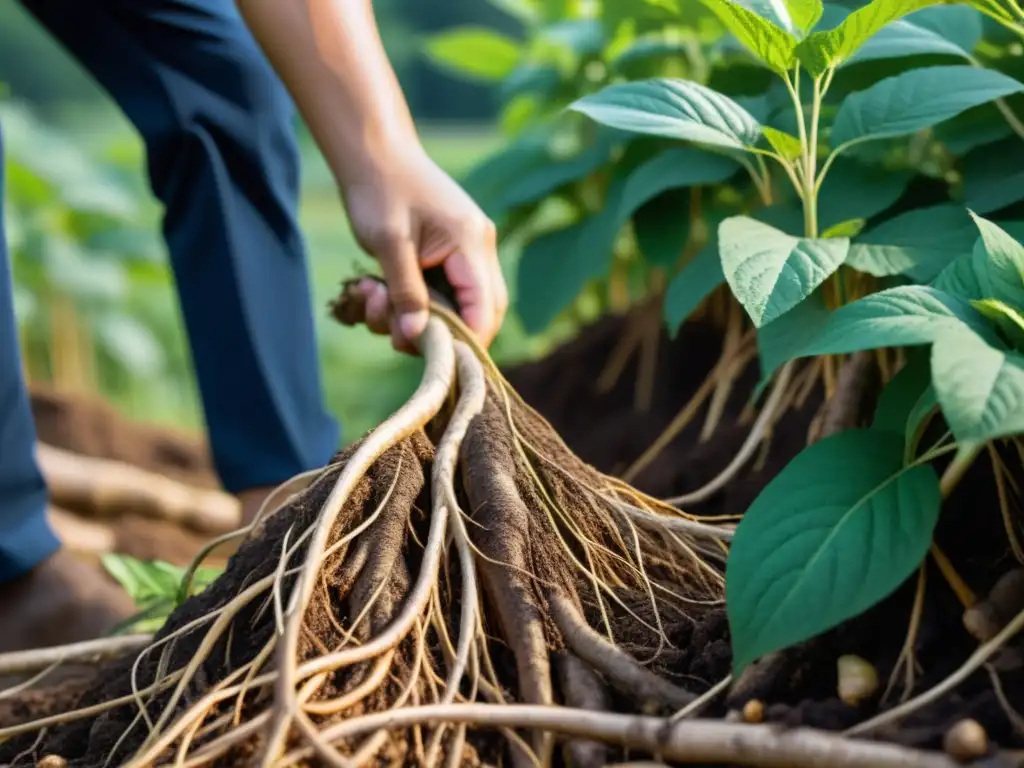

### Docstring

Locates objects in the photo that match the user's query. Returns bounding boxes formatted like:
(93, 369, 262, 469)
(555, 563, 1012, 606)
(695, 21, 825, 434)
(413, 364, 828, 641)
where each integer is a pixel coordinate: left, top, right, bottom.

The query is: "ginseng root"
(0, 281, 723, 768)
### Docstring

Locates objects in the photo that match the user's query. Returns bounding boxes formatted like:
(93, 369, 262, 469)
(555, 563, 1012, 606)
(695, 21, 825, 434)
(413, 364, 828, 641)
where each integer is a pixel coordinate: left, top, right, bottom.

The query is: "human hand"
(342, 147, 507, 353)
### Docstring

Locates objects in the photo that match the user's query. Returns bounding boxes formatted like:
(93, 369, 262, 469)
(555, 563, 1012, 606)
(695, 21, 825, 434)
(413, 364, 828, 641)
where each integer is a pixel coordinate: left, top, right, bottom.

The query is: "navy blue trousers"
(0, 0, 340, 581)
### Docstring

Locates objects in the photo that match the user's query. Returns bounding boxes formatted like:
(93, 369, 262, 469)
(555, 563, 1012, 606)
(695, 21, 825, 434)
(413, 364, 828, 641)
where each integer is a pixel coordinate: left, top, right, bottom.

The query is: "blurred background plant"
(0, 0, 554, 440)
(7, 0, 1024, 442)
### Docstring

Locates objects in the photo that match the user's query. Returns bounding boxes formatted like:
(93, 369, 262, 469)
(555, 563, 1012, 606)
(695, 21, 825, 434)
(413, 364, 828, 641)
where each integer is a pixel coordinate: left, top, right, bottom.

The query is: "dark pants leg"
(19, 0, 340, 494)
(0, 127, 61, 583)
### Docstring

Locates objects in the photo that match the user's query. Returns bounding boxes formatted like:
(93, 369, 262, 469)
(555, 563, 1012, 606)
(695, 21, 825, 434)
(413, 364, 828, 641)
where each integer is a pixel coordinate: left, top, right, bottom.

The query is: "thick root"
(555, 652, 610, 768)
(0, 283, 838, 767)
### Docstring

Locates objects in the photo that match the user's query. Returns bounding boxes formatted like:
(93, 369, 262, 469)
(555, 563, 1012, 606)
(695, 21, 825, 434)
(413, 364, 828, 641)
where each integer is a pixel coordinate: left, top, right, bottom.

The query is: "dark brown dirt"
(112, 515, 231, 568)
(29, 384, 217, 490)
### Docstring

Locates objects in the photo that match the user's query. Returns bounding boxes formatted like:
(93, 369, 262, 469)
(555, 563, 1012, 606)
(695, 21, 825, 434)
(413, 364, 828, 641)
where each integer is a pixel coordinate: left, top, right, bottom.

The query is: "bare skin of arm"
(236, 0, 508, 351)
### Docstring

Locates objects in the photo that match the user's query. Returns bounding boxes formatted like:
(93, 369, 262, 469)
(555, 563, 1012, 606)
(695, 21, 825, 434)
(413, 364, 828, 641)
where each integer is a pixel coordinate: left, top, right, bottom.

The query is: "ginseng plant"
(571, 0, 1024, 728)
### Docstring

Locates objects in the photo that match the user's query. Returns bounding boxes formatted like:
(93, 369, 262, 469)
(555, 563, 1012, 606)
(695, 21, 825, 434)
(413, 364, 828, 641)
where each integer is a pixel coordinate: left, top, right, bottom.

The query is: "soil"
(27, 385, 227, 567)
(5, 309, 1024, 766)
(29, 384, 217, 490)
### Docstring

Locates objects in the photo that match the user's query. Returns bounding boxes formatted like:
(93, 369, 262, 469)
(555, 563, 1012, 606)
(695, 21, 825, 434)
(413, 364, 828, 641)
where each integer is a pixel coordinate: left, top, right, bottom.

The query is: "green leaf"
(697, 0, 798, 73)
(971, 298, 1024, 350)
(762, 126, 803, 159)
(486, 0, 542, 24)
(932, 328, 1024, 445)
(830, 66, 1024, 148)
(460, 131, 553, 215)
(971, 212, 1024, 283)
(664, 244, 726, 333)
(817, 158, 913, 230)
(786, 0, 825, 33)
(932, 215, 1024, 308)
(500, 133, 622, 209)
(619, 147, 741, 220)
(845, 6, 979, 65)
(822, 218, 865, 238)
(719, 215, 850, 327)
(795, 0, 946, 75)
(801, 285, 996, 357)
(753, 203, 805, 235)
(516, 214, 618, 333)
(906, 384, 939, 461)
(962, 138, 1024, 214)
(540, 18, 606, 56)
(423, 27, 523, 81)
(618, 148, 738, 271)
(872, 351, 930, 436)
(634, 189, 692, 269)
(43, 238, 128, 303)
(95, 312, 165, 378)
(570, 78, 763, 150)
(757, 290, 830, 378)
(845, 204, 977, 281)
(909, 5, 984, 53)
(101, 554, 180, 604)
(727, 428, 941, 672)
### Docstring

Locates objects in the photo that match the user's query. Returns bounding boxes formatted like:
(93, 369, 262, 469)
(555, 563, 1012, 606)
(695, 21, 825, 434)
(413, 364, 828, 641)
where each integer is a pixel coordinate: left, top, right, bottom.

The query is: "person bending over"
(0, 0, 507, 653)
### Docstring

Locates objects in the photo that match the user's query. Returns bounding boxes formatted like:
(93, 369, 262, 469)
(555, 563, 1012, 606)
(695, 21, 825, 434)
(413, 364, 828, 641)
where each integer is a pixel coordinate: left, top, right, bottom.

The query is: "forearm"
(236, 0, 418, 185)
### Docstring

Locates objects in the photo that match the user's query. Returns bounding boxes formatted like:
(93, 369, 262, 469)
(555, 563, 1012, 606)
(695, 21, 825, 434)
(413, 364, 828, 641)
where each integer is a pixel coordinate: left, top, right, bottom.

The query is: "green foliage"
(698, 0, 799, 74)
(439, 0, 1024, 673)
(719, 215, 849, 326)
(664, 244, 725, 332)
(931, 327, 1024, 447)
(423, 27, 525, 81)
(570, 79, 762, 149)
(2, 102, 177, 400)
(102, 554, 222, 633)
(796, 0, 943, 75)
(726, 428, 941, 672)
(829, 65, 1024, 147)
(844, 204, 977, 281)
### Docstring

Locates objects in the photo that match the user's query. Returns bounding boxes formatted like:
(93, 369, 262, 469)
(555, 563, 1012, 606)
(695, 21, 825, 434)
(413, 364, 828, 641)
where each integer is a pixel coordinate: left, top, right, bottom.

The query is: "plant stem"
(930, 543, 977, 607)
(803, 75, 824, 239)
(784, 70, 810, 171)
(940, 443, 982, 498)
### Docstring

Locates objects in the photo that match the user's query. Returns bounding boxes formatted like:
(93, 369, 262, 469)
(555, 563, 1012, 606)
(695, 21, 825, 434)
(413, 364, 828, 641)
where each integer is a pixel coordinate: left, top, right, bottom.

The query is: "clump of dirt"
(29, 384, 217, 490)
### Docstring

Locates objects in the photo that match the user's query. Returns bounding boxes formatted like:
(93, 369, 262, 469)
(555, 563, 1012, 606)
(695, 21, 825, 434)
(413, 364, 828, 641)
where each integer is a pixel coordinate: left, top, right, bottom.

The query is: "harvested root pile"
(0, 283, 963, 767)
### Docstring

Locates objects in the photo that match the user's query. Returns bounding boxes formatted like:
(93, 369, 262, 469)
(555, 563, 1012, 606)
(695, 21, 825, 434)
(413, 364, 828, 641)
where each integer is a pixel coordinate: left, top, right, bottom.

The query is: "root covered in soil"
(0, 285, 1004, 768)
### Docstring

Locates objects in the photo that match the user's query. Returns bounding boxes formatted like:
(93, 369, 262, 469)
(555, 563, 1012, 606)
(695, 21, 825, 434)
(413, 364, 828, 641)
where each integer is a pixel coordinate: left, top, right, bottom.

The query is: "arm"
(236, 0, 507, 348)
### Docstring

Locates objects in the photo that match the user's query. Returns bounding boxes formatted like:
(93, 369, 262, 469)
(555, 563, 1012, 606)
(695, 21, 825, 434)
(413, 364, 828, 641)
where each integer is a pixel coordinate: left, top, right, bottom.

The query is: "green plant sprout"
(102, 554, 223, 634)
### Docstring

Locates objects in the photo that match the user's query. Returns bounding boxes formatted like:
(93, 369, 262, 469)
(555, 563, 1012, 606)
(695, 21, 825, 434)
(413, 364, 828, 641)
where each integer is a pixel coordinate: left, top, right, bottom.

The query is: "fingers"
(436, 219, 506, 347)
(358, 279, 390, 335)
(366, 229, 429, 353)
(355, 215, 507, 352)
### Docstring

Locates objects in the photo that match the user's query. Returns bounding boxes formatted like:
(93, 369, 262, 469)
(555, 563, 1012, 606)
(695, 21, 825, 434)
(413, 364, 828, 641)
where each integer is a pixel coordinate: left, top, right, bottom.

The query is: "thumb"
(376, 232, 430, 343)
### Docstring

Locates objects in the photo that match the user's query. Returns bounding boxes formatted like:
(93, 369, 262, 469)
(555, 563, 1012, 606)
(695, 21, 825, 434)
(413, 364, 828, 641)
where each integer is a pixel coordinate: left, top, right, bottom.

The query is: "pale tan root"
(46, 506, 116, 556)
(549, 593, 694, 711)
(555, 651, 609, 768)
(0, 635, 153, 679)
(314, 703, 959, 768)
(262, 316, 457, 765)
(36, 443, 240, 534)
(667, 360, 795, 507)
